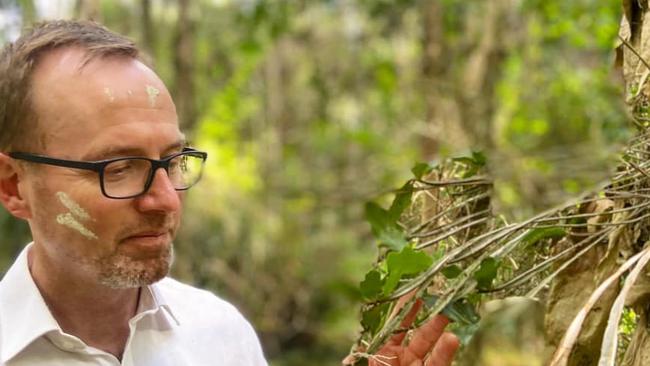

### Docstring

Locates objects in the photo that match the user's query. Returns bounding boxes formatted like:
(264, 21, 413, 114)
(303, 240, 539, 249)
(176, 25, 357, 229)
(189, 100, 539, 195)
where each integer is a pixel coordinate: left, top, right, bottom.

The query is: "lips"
(127, 231, 166, 239)
(120, 230, 170, 254)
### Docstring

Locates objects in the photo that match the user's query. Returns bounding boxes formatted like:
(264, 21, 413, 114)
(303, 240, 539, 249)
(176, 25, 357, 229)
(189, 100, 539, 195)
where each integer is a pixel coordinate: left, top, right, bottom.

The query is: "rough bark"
(536, 1, 650, 363)
(617, 0, 650, 362)
(543, 231, 623, 365)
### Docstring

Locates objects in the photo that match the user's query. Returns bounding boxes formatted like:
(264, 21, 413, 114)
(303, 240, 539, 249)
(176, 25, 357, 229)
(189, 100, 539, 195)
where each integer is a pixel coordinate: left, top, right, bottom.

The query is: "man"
(0, 20, 458, 365)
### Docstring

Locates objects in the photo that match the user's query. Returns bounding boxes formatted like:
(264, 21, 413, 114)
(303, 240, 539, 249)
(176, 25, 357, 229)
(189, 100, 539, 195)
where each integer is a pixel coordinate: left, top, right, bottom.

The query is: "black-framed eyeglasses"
(8, 148, 208, 199)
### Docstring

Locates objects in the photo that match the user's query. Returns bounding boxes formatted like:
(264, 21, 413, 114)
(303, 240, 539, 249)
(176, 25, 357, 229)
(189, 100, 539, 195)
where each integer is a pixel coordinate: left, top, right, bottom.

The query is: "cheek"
(53, 191, 101, 241)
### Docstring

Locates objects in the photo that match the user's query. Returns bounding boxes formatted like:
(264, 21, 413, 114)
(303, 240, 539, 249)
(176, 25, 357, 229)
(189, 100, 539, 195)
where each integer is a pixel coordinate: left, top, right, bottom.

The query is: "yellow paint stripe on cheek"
(56, 213, 98, 240)
(56, 191, 92, 221)
(55, 191, 98, 240)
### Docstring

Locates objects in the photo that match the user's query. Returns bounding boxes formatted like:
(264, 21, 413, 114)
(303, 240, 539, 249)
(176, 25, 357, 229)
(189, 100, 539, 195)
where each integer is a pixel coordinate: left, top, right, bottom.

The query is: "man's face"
(22, 47, 184, 288)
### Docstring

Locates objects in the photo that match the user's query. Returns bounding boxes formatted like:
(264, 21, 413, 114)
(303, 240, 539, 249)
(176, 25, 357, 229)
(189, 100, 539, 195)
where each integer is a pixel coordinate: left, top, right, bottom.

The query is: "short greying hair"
(0, 20, 140, 150)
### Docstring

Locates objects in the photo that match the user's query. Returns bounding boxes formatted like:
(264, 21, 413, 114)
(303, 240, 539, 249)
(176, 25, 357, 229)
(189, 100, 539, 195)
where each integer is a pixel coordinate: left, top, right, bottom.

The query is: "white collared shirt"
(0, 245, 268, 365)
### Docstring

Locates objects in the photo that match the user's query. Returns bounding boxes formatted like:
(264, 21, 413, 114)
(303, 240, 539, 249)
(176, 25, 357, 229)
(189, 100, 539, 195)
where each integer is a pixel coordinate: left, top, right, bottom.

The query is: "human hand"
(369, 299, 459, 366)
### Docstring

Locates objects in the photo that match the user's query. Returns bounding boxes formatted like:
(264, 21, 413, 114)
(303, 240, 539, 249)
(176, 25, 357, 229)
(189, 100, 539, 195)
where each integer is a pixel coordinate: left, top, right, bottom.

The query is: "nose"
(134, 168, 182, 213)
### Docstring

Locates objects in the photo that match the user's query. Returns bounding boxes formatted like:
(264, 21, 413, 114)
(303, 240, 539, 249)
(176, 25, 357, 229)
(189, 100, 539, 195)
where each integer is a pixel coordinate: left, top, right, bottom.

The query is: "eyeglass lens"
(103, 154, 204, 198)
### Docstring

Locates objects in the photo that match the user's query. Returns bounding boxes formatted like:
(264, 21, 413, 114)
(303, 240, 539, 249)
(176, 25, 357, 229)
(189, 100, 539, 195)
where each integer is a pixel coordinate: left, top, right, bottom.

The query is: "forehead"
(29, 47, 181, 157)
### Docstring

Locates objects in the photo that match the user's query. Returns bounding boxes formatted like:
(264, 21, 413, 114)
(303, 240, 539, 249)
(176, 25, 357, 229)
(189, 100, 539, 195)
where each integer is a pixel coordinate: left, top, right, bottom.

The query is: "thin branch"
(618, 35, 650, 72)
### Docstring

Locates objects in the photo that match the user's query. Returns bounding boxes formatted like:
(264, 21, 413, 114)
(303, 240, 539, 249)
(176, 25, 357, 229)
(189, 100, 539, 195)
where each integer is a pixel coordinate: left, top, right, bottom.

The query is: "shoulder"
(154, 277, 252, 329)
(152, 278, 268, 364)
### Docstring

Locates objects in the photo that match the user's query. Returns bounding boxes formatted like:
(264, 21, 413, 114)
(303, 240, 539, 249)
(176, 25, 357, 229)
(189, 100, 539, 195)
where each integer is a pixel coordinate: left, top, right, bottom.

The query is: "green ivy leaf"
(380, 228, 408, 251)
(453, 151, 487, 178)
(383, 246, 432, 295)
(568, 217, 586, 225)
(450, 322, 481, 346)
(360, 270, 384, 301)
(474, 257, 499, 290)
(423, 295, 481, 345)
(365, 202, 388, 233)
(442, 298, 480, 325)
(411, 162, 433, 179)
(423, 295, 480, 325)
(361, 303, 390, 335)
(388, 181, 413, 222)
(471, 151, 487, 166)
(521, 227, 566, 246)
(365, 202, 408, 251)
(441, 265, 463, 279)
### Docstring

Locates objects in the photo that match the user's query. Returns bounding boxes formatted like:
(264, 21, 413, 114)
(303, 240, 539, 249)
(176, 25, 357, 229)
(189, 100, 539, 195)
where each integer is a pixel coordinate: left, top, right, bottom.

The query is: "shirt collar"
(0, 243, 180, 363)
(0, 243, 59, 363)
(137, 280, 181, 327)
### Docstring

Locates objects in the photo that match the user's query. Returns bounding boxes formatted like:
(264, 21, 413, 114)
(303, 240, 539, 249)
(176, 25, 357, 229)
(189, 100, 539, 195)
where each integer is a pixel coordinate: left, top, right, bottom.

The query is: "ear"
(0, 153, 32, 220)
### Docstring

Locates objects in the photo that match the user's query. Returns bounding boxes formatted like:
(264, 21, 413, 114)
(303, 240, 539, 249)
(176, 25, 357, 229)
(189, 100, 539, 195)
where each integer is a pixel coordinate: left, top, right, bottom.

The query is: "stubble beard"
(94, 243, 174, 289)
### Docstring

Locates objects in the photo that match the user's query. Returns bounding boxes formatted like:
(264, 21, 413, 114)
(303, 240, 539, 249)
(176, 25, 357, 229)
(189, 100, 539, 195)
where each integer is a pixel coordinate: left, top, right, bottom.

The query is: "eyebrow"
(83, 139, 188, 161)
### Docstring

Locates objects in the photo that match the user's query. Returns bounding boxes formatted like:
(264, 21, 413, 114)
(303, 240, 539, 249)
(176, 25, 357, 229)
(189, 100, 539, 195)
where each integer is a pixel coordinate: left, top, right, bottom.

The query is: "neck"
(28, 245, 140, 359)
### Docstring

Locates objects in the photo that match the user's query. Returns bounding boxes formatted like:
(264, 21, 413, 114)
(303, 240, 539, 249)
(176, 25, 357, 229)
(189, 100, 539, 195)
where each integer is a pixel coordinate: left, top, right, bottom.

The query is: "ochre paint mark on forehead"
(55, 191, 97, 240)
(104, 87, 115, 102)
(146, 85, 160, 107)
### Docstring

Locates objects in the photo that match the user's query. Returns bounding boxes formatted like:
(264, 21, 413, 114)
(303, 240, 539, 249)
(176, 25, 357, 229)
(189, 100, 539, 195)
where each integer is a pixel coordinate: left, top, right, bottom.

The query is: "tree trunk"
(75, 0, 101, 21)
(420, 0, 445, 159)
(18, 0, 36, 25)
(140, 0, 155, 57)
(174, 0, 197, 133)
(617, 0, 650, 362)
(419, 0, 515, 160)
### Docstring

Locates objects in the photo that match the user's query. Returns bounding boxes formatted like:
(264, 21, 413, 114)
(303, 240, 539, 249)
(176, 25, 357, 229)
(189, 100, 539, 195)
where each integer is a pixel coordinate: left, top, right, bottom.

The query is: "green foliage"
(521, 227, 567, 247)
(388, 182, 414, 221)
(383, 246, 432, 294)
(411, 162, 433, 180)
(620, 307, 637, 336)
(360, 270, 383, 301)
(474, 257, 500, 291)
(361, 303, 391, 335)
(423, 295, 481, 346)
(452, 151, 487, 178)
(0, 0, 631, 365)
(441, 265, 463, 279)
(365, 202, 408, 251)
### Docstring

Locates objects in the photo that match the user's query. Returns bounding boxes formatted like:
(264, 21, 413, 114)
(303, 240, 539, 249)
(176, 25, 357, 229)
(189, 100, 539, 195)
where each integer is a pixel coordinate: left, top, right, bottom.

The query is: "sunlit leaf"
(383, 246, 432, 295)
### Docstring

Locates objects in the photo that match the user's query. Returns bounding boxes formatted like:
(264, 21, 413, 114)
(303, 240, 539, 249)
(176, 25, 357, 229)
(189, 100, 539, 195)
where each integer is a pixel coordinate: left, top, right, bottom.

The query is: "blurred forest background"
(0, 0, 632, 365)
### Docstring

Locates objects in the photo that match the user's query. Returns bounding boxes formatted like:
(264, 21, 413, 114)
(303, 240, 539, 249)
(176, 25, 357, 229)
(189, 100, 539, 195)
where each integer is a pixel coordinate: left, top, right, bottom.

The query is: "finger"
(407, 314, 449, 359)
(387, 299, 423, 346)
(425, 332, 460, 366)
(368, 348, 399, 366)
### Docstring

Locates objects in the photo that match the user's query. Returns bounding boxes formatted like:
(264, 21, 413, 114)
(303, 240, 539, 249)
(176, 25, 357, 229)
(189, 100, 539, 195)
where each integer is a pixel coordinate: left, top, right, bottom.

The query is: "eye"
(104, 160, 135, 180)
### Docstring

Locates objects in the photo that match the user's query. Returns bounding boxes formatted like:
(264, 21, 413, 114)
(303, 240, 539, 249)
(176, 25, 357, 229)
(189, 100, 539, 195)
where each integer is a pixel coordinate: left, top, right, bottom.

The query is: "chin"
(97, 244, 174, 289)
